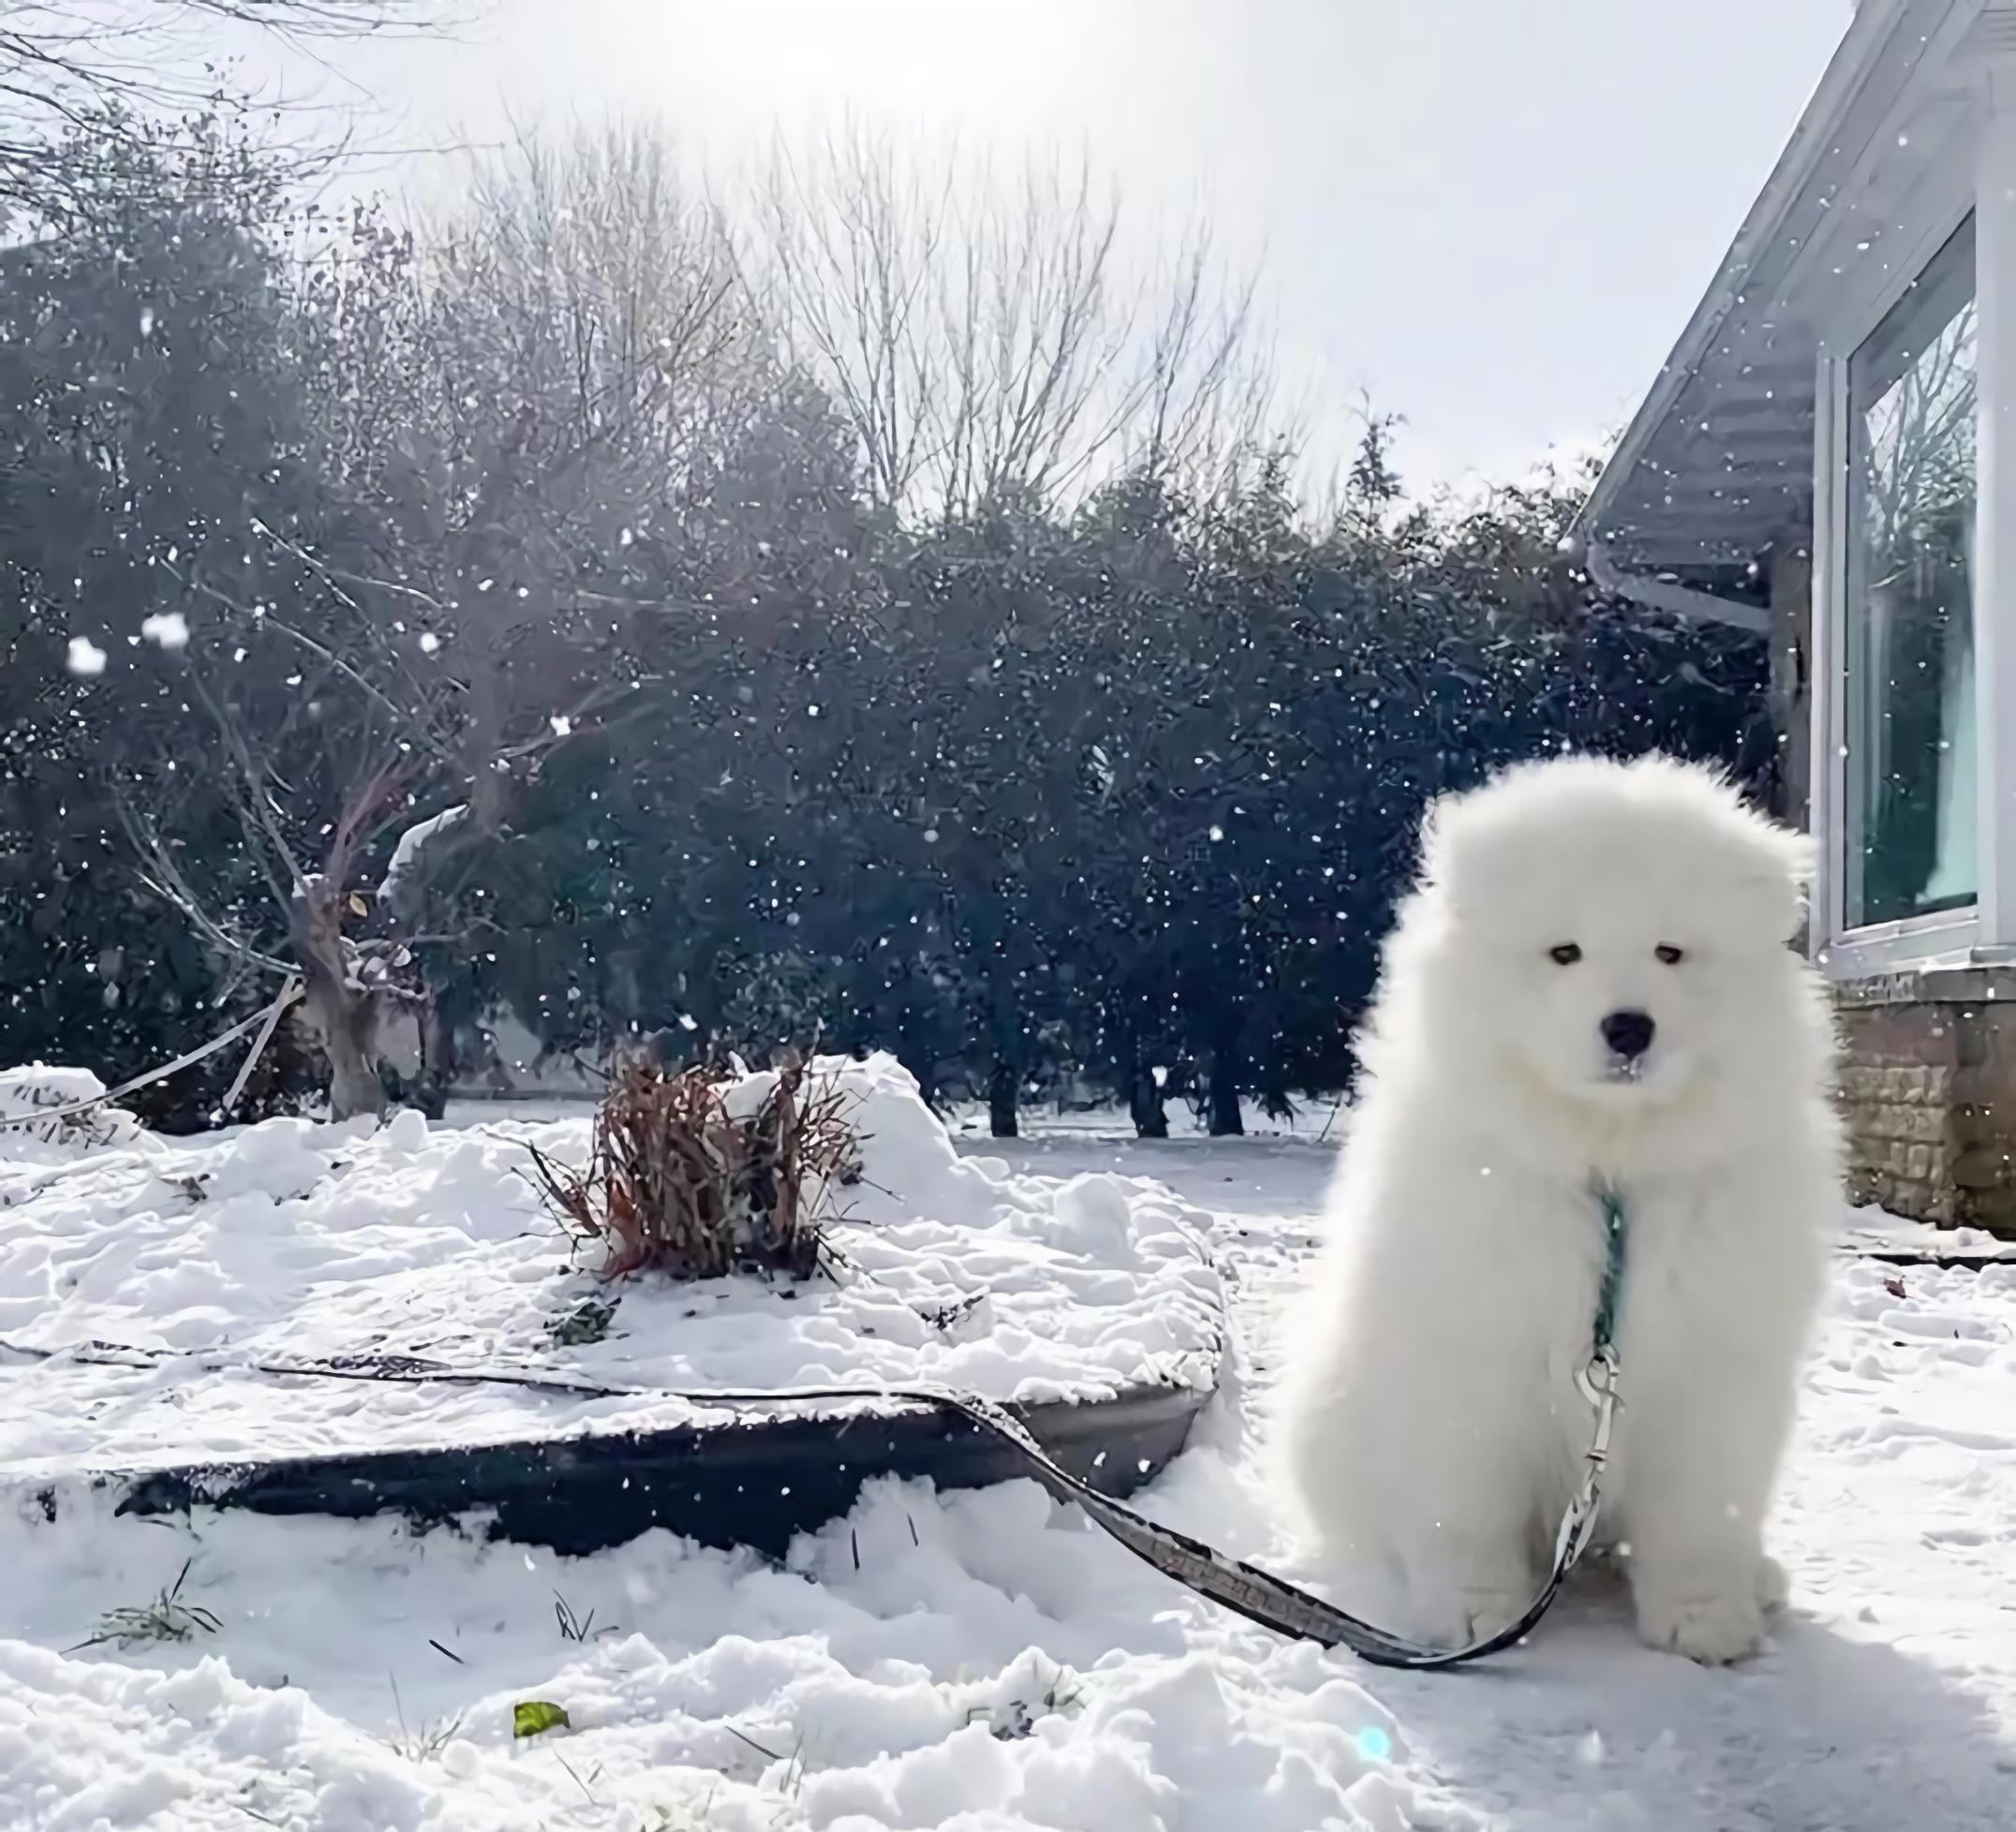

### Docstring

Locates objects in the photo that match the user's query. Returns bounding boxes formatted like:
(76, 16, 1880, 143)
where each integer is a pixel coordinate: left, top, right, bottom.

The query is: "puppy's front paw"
(1756, 1552, 1789, 1615)
(1404, 1556, 1537, 1647)
(1635, 1583, 1766, 1664)
(1455, 1582, 1534, 1643)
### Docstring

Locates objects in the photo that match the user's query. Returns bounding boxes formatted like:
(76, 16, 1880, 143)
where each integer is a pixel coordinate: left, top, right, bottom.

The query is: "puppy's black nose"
(1601, 1010, 1656, 1059)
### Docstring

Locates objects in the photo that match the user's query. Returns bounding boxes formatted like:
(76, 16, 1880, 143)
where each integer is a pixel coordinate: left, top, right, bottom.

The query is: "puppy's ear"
(1739, 815, 1815, 940)
(1771, 825, 1816, 893)
(1414, 789, 1466, 891)
(1414, 774, 1514, 909)
(1637, 752, 1815, 934)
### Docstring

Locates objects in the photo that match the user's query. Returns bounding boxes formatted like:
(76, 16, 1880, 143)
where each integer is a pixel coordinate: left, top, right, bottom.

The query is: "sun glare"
(641, 0, 1046, 129)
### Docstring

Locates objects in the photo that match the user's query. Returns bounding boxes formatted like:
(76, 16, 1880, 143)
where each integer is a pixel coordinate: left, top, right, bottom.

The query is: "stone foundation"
(1834, 966, 2016, 1236)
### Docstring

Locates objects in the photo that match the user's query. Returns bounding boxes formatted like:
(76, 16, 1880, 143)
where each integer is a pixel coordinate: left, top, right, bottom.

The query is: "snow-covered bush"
(526, 1053, 858, 1280)
(0, 1066, 141, 1157)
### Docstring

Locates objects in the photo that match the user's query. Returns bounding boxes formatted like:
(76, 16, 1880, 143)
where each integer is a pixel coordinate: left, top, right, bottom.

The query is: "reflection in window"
(1846, 215, 1977, 929)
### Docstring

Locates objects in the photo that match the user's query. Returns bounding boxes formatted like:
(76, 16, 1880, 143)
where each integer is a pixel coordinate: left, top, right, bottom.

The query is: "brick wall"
(1835, 968, 2016, 1235)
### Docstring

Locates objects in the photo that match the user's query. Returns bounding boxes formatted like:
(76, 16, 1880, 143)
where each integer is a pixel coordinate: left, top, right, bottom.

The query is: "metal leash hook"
(1561, 1344, 1620, 1569)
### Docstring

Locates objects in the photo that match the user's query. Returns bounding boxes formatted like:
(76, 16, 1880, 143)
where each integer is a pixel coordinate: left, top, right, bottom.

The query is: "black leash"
(0, 1332, 1622, 1670)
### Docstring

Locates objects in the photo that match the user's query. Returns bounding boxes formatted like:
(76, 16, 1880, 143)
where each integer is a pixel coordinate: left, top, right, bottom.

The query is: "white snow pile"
(378, 803, 469, 912)
(1841, 1205, 2016, 1261)
(0, 1064, 143, 1160)
(0, 1454, 1426, 1832)
(0, 1053, 1223, 1473)
(0, 1115, 2012, 1829)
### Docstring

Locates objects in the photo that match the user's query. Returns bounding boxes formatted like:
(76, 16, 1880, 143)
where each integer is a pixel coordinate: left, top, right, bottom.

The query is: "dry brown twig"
(526, 1054, 860, 1283)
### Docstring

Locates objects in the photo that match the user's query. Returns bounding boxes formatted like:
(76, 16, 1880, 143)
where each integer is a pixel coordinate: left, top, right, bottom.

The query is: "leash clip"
(1576, 1341, 1621, 1413)
(1559, 1345, 1623, 1567)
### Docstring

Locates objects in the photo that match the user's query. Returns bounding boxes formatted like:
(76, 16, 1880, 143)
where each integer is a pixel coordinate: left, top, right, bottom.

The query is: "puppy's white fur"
(1271, 755, 1838, 1663)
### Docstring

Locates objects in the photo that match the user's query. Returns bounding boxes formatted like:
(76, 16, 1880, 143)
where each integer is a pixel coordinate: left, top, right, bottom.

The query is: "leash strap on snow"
(0, 981, 304, 1134)
(895, 1373, 1622, 1670)
(5, 1305, 1627, 1671)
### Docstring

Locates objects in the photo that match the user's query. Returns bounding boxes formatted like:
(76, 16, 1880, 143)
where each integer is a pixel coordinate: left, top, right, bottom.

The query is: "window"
(1845, 216, 1979, 931)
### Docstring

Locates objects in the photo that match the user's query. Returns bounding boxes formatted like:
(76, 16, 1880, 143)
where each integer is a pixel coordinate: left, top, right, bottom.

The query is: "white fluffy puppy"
(1272, 754, 1839, 1663)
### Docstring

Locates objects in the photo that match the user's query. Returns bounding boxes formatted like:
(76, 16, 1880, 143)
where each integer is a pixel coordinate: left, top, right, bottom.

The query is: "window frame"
(1813, 177, 1986, 982)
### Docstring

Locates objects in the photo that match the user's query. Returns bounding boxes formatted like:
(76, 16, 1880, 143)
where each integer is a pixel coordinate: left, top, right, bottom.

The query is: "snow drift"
(0, 1053, 1223, 1473)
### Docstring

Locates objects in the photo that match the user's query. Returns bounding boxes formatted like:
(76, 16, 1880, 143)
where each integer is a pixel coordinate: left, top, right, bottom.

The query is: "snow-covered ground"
(0, 1057, 1223, 1473)
(2, 1104, 2014, 1828)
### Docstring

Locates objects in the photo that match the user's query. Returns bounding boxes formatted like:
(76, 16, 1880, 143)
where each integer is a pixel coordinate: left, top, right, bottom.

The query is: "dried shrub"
(526, 1055, 858, 1281)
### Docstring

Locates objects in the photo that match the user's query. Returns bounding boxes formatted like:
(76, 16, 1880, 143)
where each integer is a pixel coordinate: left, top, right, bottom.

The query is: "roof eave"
(1574, 0, 1910, 548)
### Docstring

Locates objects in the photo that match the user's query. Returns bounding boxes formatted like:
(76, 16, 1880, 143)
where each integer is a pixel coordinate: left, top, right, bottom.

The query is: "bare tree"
(108, 126, 754, 1118)
(281, 130, 755, 1104)
(100, 119, 1291, 1119)
(1858, 301, 1976, 571)
(1, 2, 448, 223)
(742, 124, 1278, 523)
(283, 127, 758, 837)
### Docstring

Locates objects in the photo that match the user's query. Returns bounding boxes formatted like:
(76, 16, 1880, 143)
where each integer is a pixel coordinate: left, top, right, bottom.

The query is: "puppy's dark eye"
(1549, 943, 1581, 967)
(1655, 944, 1685, 966)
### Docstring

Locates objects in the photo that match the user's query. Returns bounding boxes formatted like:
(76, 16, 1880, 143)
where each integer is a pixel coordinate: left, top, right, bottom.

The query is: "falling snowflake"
(140, 613, 190, 651)
(66, 637, 107, 677)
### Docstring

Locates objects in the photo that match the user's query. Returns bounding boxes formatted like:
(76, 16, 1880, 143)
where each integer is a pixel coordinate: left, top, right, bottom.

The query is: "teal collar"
(1593, 1187, 1629, 1354)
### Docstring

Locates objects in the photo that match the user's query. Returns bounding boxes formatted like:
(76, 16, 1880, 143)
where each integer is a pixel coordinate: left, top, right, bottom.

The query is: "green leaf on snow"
(512, 1699, 571, 1740)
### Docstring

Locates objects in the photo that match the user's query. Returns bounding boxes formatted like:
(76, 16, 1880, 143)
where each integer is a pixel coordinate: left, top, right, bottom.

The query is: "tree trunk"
(1260, 1060, 1296, 1125)
(413, 996, 456, 1120)
(289, 877, 385, 1122)
(905, 1046, 941, 1113)
(988, 1057, 1019, 1138)
(1129, 1066, 1169, 1139)
(1206, 1049, 1243, 1137)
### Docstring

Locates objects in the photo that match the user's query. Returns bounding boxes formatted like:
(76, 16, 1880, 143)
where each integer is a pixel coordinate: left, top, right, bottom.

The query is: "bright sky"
(249, 0, 1851, 495)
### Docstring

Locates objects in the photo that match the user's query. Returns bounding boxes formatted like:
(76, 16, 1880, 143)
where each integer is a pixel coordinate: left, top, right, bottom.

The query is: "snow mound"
(0, 1053, 1223, 1471)
(1841, 1205, 2016, 1261)
(0, 1063, 142, 1160)
(1, 1120, 2012, 1830)
(0, 1472, 1428, 1832)
(376, 802, 468, 911)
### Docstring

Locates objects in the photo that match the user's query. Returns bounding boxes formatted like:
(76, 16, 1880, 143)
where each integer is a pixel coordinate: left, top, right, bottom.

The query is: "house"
(1575, 0, 2016, 1234)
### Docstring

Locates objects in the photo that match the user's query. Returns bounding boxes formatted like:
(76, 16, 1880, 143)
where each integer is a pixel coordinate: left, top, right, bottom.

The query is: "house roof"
(1576, 0, 1961, 572)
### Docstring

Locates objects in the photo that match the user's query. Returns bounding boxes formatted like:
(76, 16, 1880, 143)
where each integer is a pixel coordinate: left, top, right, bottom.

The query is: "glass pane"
(1846, 216, 1979, 930)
